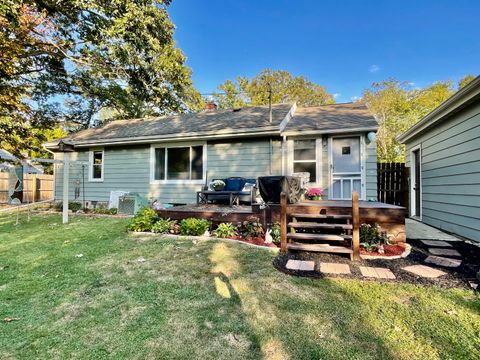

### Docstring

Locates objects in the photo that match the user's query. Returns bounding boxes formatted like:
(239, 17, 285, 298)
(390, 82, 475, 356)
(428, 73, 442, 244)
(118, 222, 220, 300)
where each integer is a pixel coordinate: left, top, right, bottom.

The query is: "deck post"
(280, 192, 287, 253)
(351, 191, 360, 260)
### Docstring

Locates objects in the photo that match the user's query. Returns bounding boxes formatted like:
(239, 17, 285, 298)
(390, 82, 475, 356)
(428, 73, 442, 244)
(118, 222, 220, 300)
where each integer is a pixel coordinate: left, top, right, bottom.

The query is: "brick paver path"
(424, 255, 462, 268)
(359, 266, 396, 279)
(421, 240, 452, 247)
(319, 262, 351, 274)
(286, 260, 315, 271)
(402, 265, 447, 278)
(428, 248, 461, 257)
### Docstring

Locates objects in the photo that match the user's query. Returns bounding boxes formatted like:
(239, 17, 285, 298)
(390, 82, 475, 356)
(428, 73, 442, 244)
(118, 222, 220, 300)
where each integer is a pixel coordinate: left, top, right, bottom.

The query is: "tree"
(0, 0, 201, 156)
(213, 69, 334, 108)
(363, 76, 475, 162)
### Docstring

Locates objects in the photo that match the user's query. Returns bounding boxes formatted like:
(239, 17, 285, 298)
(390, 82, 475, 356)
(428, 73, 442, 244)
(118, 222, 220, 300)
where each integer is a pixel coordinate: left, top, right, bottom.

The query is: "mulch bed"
(274, 239, 480, 289)
(359, 244, 406, 257)
(228, 235, 279, 249)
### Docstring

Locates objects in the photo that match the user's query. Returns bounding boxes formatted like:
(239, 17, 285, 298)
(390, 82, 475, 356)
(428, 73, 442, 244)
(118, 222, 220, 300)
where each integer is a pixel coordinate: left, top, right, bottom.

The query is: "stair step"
(287, 243, 353, 254)
(290, 213, 352, 220)
(287, 233, 352, 242)
(288, 222, 353, 230)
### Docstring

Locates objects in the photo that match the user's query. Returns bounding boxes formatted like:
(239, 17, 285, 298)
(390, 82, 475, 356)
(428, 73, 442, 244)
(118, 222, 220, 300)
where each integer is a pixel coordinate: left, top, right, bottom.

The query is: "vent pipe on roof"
(268, 83, 273, 123)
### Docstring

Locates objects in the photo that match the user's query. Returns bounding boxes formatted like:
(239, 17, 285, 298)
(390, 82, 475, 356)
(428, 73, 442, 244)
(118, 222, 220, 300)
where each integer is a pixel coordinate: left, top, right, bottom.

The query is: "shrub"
(53, 201, 82, 212)
(152, 218, 177, 234)
(128, 207, 158, 232)
(270, 223, 281, 244)
(92, 204, 117, 215)
(179, 218, 210, 236)
(213, 222, 238, 238)
(360, 223, 389, 252)
(242, 216, 264, 240)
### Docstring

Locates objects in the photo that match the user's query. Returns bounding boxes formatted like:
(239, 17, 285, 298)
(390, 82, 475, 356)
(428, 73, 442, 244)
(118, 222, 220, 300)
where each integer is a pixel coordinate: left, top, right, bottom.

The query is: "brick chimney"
(204, 101, 217, 112)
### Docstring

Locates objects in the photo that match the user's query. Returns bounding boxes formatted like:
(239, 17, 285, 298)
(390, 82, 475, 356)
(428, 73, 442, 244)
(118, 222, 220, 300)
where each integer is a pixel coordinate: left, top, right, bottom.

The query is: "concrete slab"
(402, 265, 447, 278)
(428, 248, 461, 257)
(421, 240, 452, 247)
(406, 219, 461, 241)
(286, 260, 315, 271)
(320, 262, 351, 275)
(359, 266, 396, 279)
(425, 255, 462, 268)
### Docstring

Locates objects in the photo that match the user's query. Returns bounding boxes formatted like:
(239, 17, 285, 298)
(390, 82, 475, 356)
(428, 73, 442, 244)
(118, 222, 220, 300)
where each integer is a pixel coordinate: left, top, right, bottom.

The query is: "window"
(152, 145, 204, 182)
(293, 139, 316, 182)
(89, 150, 104, 181)
(342, 146, 351, 155)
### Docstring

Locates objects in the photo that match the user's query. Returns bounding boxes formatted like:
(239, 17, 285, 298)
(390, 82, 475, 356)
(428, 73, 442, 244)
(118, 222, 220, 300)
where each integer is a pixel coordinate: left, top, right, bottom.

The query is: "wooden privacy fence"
(377, 162, 409, 207)
(0, 173, 54, 203)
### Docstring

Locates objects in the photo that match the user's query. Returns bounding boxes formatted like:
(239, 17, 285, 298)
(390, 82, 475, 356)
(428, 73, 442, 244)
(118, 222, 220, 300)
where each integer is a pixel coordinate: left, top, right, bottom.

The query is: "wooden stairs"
(280, 192, 360, 261)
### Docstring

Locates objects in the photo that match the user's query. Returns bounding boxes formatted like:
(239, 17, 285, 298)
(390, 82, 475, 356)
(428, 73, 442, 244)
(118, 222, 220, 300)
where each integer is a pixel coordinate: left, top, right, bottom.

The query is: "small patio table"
(196, 190, 240, 206)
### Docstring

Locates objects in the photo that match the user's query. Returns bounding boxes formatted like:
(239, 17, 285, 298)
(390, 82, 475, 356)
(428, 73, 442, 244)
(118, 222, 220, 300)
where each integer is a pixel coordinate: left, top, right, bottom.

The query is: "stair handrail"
(352, 191, 360, 260)
(280, 192, 287, 253)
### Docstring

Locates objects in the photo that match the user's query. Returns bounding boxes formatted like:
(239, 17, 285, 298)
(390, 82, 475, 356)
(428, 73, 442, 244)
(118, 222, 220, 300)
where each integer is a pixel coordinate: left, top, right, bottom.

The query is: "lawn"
(0, 213, 479, 359)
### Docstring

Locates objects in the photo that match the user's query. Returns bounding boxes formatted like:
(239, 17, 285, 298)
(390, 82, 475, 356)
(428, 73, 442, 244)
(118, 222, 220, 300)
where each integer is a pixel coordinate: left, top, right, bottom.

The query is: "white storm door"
(331, 137, 363, 200)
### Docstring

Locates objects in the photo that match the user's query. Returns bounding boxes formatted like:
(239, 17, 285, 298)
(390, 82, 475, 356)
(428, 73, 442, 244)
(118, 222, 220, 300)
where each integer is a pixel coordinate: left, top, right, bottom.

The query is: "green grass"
(0, 213, 479, 359)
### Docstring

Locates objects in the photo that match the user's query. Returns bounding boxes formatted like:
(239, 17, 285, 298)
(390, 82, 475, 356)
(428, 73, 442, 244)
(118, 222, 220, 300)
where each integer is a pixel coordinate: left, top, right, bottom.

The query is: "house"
(398, 75, 480, 242)
(44, 102, 379, 205)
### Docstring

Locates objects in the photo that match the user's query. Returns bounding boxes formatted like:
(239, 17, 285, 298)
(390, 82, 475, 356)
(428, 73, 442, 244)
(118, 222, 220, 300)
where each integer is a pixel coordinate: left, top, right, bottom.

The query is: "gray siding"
(54, 139, 278, 205)
(405, 101, 480, 241)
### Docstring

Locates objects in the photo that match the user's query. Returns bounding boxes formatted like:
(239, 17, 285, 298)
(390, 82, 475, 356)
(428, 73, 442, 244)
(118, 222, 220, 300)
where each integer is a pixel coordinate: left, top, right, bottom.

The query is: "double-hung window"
(152, 144, 204, 182)
(293, 139, 316, 183)
(89, 149, 104, 181)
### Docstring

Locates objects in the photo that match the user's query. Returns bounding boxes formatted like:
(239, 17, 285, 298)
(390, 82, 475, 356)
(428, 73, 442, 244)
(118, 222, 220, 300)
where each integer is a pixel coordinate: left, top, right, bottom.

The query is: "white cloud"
(333, 93, 341, 99)
(350, 96, 361, 102)
(369, 64, 380, 73)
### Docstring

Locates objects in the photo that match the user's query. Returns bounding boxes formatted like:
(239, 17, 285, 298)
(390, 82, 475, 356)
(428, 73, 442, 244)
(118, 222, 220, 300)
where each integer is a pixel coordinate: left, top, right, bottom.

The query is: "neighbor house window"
(293, 139, 316, 182)
(89, 150, 104, 181)
(152, 145, 204, 182)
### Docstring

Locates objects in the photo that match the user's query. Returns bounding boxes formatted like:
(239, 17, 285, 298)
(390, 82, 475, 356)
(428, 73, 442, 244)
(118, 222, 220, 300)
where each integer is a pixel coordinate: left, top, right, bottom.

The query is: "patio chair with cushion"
(199, 177, 258, 205)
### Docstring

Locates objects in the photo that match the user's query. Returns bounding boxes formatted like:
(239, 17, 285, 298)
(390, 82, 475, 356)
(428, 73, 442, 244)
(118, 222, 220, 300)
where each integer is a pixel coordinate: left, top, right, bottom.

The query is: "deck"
(156, 200, 406, 243)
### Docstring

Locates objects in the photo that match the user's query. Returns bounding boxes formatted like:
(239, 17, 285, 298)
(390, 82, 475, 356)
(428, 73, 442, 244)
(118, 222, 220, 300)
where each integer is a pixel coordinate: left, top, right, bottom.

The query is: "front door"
(331, 137, 363, 199)
(412, 149, 421, 217)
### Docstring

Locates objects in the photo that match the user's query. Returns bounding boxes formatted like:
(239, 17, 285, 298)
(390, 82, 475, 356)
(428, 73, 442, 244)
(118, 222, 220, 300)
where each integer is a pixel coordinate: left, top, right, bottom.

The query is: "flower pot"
(213, 185, 225, 191)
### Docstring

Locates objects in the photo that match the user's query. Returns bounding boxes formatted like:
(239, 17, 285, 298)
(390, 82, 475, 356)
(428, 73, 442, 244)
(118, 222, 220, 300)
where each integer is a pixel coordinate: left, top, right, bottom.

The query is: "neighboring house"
(0, 149, 44, 174)
(398, 75, 480, 242)
(44, 102, 378, 204)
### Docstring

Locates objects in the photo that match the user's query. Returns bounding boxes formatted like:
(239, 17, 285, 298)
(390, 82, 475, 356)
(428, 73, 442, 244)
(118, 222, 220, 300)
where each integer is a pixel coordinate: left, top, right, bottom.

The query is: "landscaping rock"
(421, 240, 452, 247)
(319, 262, 351, 275)
(359, 266, 396, 279)
(428, 248, 461, 257)
(424, 255, 462, 268)
(402, 265, 446, 278)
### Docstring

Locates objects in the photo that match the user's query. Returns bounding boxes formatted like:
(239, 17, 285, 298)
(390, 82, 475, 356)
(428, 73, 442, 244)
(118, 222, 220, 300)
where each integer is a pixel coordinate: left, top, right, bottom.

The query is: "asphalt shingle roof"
(283, 103, 377, 134)
(45, 102, 377, 148)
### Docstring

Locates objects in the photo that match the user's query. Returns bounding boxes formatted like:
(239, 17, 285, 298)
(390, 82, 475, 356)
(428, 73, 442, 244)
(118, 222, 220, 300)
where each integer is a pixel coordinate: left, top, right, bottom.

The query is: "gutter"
(397, 75, 480, 143)
(45, 128, 282, 150)
(281, 126, 378, 137)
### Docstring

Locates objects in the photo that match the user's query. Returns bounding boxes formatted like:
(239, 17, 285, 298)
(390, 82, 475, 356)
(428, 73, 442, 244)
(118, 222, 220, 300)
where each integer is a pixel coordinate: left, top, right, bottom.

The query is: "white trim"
(149, 142, 207, 185)
(88, 149, 104, 182)
(279, 103, 296, 132)
(281, 126, 378, 137)
(409, 144, 422, 219)
(288, 137, 323, 186)
(328, 135, 365, 200)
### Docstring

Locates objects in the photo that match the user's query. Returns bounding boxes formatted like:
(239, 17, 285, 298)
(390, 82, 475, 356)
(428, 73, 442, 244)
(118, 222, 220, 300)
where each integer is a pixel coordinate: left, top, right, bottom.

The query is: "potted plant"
(211, 179, 226, 191)
(306, 187, 323, 200)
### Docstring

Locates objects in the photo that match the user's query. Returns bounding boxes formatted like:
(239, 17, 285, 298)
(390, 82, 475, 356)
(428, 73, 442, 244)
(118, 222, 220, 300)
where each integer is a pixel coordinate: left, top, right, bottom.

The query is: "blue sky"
(169, 0, 479, 103)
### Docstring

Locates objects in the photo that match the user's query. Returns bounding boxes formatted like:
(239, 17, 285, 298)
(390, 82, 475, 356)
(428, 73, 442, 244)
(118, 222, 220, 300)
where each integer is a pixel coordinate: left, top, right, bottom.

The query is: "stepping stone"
(402, 265, 446, 278)
(359, 266, 396, 279)
(428, 248, 461, 257)
(286, 260, 315, 271)
(425, 255, 462, 268)
(421, 240, 452, 247)
(320, 262, 351, 275)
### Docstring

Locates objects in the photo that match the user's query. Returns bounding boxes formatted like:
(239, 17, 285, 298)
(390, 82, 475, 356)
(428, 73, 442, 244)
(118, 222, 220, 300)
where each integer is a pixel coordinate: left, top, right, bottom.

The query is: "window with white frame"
(89, 150, 104, 181)
(152, 145, 204, 182)
(293, 139, 316, 182)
